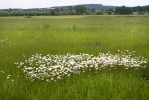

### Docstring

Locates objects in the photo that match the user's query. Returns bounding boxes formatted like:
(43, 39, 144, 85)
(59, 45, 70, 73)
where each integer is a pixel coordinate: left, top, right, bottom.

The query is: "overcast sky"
(0, 0, 148, 9)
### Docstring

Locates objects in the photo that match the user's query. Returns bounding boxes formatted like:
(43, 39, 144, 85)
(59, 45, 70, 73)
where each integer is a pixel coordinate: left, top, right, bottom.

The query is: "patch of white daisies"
(15, 50, 148, 82)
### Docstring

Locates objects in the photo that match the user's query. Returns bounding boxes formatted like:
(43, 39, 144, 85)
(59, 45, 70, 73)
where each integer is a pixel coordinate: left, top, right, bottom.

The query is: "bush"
(50, 11, 56, 16)
(138, 11, 145, 14)
(25, 16, 32, 18)
(96, 12, 103, 15)
(115, 6, 133, 15)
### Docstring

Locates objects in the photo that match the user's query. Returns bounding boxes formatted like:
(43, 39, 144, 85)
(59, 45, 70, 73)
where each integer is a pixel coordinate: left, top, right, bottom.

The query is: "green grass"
(0, 15, 149, 100)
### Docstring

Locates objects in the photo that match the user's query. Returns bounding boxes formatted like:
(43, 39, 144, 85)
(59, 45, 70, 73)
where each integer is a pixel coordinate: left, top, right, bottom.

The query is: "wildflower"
(125, 67, 129, 70)
(68, 59, 76, 65)
(51, 78, 54, 81)
(67, 74, 70, 77)
(125, 50, 129, 52)
(15, 51, 148, 82)
(57, 76, 61, 79)
(130, 75, 132, 77)
(73, 68, 78, 74)
(1, 70, 4, 73)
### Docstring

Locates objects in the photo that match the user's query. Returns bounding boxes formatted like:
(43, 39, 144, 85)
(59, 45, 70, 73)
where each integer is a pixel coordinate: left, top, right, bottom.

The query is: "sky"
(0, 0, 149, 9)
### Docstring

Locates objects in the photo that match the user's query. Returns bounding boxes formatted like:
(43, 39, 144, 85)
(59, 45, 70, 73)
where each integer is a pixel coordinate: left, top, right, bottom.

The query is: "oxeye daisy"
(15, 50, 148, 82)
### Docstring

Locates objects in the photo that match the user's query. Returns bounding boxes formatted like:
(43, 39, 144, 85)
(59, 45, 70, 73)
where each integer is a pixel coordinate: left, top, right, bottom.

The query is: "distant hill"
(83, 4, 117, 10)
(54, 4, 117, 11)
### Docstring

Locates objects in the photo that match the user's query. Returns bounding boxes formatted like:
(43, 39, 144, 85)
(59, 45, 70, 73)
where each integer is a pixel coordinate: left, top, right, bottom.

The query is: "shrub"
(25, 16, 32, 18)
(138, 11, 145, 14)
(96, 12, 103, 15)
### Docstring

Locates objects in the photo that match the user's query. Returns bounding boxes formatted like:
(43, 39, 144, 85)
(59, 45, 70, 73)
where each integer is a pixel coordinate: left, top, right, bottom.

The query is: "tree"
(68, 6, 73, 14)
(75, 5, 87, 14)
(132, 6, 149, 12)
(55, 8, 60, 12)
(8, 8, 13, 12)
(60, 7, 64, 12)
(91, 8, 95, 12)
(115, 6, 133, 15)
(106, 9, 114, 14)
(50, 9, 56, 15)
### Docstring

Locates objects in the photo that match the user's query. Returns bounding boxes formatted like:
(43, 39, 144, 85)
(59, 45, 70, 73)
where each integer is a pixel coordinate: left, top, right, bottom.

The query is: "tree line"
(0, 5, 149, 16)
(115, 6, 133, 15)
(132, 6, 149, 12)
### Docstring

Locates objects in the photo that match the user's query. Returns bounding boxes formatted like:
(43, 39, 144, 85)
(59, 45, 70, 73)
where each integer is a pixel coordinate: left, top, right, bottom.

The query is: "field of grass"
(0, 15, 149, 100)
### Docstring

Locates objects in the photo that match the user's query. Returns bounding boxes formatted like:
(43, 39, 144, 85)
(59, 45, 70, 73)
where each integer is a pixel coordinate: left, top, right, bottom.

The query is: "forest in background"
(0, 4, 149, 16)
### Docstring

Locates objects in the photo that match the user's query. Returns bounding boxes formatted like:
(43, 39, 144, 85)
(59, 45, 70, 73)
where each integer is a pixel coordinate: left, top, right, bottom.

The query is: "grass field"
(0, 15, 149, 100)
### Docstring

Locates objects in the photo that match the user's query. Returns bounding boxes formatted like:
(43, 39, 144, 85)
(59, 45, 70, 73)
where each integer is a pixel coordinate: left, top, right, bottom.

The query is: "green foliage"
(75, 5, 87, 14)
(0, 12, 52, 16)
(91, 8, 95, 12)
(1, 5, 149, 17)
(96, 12, 103, 15)
(132, 6, 149, 13)
(106, 9, 114, 14)
(0, 16, 149, 99)
(138, 11, 145, 14)
(25, 16, 32, 18)
(60, 7, 64, 12)
(50, 10, 56, 16)
(115, 6, 133, 15)
(68, 6, 73, 13)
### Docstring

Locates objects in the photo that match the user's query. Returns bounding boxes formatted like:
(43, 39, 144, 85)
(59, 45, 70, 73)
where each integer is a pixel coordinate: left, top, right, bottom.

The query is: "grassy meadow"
(0, 15, 149, 100)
